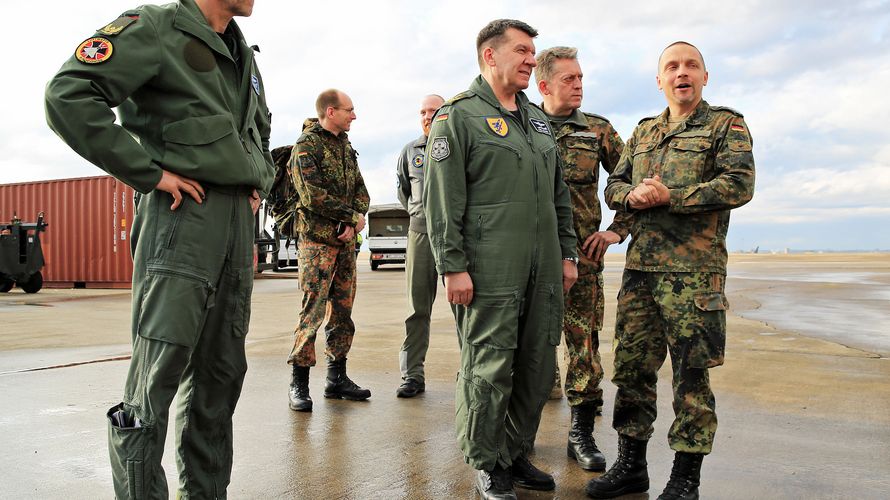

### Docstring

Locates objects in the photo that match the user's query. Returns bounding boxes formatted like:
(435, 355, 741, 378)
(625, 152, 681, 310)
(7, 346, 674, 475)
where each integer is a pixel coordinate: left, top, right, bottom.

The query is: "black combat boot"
(475, 464, 517, 500)
(656, 452, 704, 500)
(567, 402, 607, 471)
(510, 453, 555, 491)
(288, 365, 312, 412)
(585, 435, 649, 499)
(324, 358, 371, 400)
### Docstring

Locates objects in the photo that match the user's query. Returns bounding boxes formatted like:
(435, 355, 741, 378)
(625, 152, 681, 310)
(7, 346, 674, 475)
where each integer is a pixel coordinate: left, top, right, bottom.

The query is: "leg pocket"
(463, 288, 520, 349)
(107, 403, 152, 500)
(456, 372, 496, 465)
(224, 267, 254, 337)
(689, 291, 728, 368)
(539, 284, 564, 346)
(137, 264, 213, 347)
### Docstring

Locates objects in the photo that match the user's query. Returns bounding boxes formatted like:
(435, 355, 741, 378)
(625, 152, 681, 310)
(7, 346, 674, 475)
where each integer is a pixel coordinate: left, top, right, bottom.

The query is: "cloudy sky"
(3, 0, 889, 251)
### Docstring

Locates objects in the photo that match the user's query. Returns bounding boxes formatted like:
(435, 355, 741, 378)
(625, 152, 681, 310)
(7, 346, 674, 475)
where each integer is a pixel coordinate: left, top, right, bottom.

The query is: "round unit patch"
(412, 153, 424, 167)
(76, 37, 114, 64)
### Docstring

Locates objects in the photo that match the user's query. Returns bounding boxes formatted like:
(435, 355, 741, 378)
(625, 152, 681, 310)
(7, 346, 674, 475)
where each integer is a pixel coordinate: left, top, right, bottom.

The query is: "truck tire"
(370, 261, 379, 271)
(19, 271, 43, 294)
(0, 276, 13, 293)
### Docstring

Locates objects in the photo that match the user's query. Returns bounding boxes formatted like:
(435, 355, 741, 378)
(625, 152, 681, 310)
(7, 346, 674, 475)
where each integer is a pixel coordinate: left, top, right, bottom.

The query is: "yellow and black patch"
(97, 15, 138, 36)
(486, 117, 509, 137)
(75, 37, 114, 64)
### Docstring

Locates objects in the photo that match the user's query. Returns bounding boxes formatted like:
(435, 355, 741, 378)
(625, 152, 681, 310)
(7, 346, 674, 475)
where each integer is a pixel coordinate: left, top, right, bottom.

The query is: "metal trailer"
(366, 204, 409, 271)
(0, 212, 49, 293)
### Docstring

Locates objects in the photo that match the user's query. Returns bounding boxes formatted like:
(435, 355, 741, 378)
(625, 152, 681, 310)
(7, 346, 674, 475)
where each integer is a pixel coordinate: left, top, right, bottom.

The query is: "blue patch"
(412, 153, 424, 168)
(251, 74, 260, 95)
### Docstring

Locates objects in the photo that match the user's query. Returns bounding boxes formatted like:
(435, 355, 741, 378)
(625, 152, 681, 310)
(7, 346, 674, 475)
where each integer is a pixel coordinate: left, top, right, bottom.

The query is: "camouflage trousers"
(612, 270, 727, 454)
(562, 259, 605, 407)
(288, 237, 357, 367)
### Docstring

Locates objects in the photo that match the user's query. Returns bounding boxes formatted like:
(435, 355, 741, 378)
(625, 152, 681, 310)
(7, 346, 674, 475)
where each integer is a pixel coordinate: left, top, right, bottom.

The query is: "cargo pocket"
(539, 284, 564, 346)
(463, 287, 519, 349)
(689, 291, 728, 368)
(137, 264, 214, 348)
(224, 267, 254, 337)
(107, 403, 151, 500)
(457, 373, 494, 461)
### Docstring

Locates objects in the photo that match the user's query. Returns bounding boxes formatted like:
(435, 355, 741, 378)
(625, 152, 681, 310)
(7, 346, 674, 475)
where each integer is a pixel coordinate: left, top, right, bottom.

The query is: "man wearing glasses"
(287, 89, 371, 412)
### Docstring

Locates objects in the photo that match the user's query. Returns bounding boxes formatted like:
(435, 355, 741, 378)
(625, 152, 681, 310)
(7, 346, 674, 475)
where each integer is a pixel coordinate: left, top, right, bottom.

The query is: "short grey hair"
(534, 46, 578, 85)
(476, 19, 538, 70)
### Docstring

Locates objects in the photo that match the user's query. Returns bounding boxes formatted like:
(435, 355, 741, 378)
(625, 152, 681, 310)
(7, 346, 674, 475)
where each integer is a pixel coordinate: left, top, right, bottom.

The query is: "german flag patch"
(730, 124, 745, 132)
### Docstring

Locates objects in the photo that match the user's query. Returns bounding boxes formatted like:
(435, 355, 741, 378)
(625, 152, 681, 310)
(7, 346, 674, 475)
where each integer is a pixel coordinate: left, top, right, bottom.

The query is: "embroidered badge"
(412, 153, 424, 167)
(486, 117, 509, 137)
(730, 124, 746, 132)
(97, 15, 138, 36)
(75, 37, 114, 64)
(435, 113, 449, 122)
(430, 137, 450, 161)
(529, 118, 550, 135)
(251, 74, 260, 95)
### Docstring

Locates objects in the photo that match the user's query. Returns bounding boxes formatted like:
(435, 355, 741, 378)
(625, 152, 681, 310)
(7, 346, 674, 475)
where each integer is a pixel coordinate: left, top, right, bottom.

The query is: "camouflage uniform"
(549, 109, 630, 408)
(604, 100, 755, 454)
(288, 118, 370, 367)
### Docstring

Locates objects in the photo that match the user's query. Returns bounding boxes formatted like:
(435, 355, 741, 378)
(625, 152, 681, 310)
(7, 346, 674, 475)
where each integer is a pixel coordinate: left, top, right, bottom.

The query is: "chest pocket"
(663, 136, 712, 187)
(467, 140, 522, 205)
(631, 141, 658, 184)
(562, 137, 600, 184)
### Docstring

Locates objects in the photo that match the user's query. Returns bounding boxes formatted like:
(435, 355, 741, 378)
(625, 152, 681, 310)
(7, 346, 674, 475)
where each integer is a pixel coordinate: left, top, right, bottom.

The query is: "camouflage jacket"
(548, 108, 631, 269)
(290, 118, 370, 245)
(605, 100, 755, 273)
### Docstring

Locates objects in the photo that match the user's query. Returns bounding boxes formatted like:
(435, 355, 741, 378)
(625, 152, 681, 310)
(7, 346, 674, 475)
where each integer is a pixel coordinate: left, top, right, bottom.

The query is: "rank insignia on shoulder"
(75, 37, 114, 64)
(486, 117, 509, 137)
(435, 113, 449, 122)
(412, 153, 424, 167)
(430, 137, 450, 161)
(529, 118, 550, 135)
(97, 15, 138, 36)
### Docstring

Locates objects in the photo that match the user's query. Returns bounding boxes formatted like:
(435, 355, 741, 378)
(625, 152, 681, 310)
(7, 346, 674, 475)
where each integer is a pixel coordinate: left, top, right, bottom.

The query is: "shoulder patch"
(429, 137, 450, 161)
(97, 14, 138, 36)
(75, 37, 114, 64)
(710, 105, 744, 118)
(435, 113, 449, 122)
(583, 112, 611, 124)
(445, 91, 475, 105)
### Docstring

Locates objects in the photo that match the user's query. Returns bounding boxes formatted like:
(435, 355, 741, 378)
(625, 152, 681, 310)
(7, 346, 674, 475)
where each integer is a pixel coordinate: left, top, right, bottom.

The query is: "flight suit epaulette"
(637, 115, 658, 125)
(582, 112, 611, 124)
(709, 105, 744, 118)
(445, 91, 475, 105)
(96, 10, 142, 36)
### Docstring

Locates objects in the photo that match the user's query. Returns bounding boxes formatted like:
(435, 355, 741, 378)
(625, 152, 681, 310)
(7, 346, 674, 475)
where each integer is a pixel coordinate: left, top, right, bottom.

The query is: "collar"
(470, 75, 530, 114)
(303, 118, 348, 141)
(656, 99, 711, 129)
(412, 135, 428, 148)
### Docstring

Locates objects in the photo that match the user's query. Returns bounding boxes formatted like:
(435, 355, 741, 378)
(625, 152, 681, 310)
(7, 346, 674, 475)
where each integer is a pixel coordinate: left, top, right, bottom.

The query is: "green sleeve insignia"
(97, 14, 139, 36)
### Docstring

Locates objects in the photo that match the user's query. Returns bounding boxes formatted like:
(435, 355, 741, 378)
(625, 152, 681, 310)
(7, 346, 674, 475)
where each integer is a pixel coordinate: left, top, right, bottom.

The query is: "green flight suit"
(423, 76, 577, 471)
(44, 1, 274, 498)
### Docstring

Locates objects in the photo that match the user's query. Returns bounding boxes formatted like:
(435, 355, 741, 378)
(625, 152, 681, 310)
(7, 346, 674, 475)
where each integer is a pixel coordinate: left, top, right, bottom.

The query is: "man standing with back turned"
(535, 46, 631, 472)
(424, 19, 578, 500)
(396, 93, 445, 398)
(45, 0, 274, 497)
(585, 41, 754, 500)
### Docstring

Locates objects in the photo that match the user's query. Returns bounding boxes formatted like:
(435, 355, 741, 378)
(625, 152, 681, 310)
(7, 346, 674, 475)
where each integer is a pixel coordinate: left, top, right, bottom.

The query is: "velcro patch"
(75, 37, 113, 64)
(435, 113, 449, 122)
(529, 118, 550, 135)
(412, 153, 424, 167)
(429, 137, 450, 161)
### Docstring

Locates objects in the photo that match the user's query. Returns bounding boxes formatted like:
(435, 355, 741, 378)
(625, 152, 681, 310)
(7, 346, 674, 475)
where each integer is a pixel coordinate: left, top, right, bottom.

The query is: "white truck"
(367, 204, 409, 271)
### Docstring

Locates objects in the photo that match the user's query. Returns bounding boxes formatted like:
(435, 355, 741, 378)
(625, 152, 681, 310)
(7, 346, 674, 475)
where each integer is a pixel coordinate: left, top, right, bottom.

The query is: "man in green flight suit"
(535, 46, 631, 472)
(423, 19, 579, 500)
(585, 42, 755, 500)
(44, 0, 274, 498)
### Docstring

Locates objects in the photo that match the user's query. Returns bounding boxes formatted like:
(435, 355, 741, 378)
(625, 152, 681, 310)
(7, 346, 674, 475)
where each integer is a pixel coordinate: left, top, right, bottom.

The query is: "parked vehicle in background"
(367, 204, 409, 271)
(0, 212, 48, 293)
(278, 235, 299, 269)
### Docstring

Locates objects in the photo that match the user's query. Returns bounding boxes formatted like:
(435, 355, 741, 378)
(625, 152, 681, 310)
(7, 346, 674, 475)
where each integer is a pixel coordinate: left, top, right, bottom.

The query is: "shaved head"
(658, 41, 706, 71)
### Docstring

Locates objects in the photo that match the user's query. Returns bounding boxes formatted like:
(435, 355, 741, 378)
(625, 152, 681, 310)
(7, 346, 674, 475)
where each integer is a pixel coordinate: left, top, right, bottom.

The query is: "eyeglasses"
(332, 107, 355, 113)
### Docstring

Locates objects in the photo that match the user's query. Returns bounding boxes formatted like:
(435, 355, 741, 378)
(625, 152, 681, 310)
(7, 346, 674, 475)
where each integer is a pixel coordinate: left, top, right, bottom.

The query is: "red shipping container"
(0, 175, 134, 288)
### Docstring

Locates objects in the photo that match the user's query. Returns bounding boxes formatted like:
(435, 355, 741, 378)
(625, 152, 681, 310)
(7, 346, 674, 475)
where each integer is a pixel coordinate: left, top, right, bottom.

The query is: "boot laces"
(662, 468, 696, 497)
(599, 445, 637, 483)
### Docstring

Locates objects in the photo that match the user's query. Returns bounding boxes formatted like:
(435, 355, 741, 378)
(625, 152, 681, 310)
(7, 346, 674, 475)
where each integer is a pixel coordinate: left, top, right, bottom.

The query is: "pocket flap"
(633, 141, 658, 155)
(671, 138, 712, 152)
(163, 115, 235, 145)
(694, 291, 728, 312)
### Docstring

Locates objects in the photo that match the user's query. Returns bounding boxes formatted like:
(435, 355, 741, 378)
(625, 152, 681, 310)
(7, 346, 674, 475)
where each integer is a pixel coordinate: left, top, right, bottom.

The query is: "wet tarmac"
(1, 253, 889, 499)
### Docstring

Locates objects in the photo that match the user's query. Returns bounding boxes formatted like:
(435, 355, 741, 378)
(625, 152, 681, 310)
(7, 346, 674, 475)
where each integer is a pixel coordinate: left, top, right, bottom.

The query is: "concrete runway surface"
(1, 253, 888, 499)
